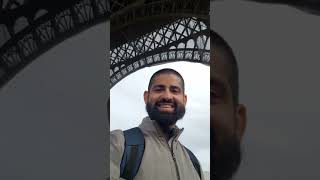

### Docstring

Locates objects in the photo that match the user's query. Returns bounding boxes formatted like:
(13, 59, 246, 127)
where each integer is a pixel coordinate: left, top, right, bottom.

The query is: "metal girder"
(110, 17, 210, 88)
(0, 0, 110, 89)
(111, 0, 208, 31)
(110, 0, 209, 46)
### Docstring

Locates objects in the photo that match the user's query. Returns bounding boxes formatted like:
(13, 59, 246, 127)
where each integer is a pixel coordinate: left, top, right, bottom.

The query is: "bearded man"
(211, 29, 247, 180)
(110, 68, 204, 180)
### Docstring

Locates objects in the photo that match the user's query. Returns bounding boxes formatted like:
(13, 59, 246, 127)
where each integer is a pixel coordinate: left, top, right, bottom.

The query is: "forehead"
(151, 73, 182, 87)
(211, 45, 231, 85)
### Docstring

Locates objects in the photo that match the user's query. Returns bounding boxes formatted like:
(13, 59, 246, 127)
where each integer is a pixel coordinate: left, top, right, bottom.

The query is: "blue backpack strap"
(184, 146, 202, 179)
(120, 127, 145, 180)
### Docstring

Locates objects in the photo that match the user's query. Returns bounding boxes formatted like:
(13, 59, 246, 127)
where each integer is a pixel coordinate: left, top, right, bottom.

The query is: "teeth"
(158, 104, 173, 107)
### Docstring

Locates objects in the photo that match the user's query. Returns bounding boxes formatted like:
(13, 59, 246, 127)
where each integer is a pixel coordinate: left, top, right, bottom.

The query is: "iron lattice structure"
(110, 0, 210, 88)
(110, 17, 210, 88)
(110, 0, 209, 49)
(110, 0, 208, 32)
(0, 0, 110, 89)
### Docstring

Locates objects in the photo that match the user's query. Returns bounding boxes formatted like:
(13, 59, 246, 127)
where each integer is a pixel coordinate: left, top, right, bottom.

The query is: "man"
(110, 68, 204, 180)
(211, 29, 247, 180)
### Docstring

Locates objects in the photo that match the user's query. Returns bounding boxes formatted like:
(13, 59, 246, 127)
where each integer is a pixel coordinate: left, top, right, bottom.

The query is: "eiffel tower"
(0, 0, 210, 89)
(0, 0, 110, 89)
(110, 0, 210, 88)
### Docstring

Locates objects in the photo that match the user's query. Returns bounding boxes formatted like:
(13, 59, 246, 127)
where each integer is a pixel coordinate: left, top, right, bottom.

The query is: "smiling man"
(110, 68, 204, 180)
(211, 30, 247, 180)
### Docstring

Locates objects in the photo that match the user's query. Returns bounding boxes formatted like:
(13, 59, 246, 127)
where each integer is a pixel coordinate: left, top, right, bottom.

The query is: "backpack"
(120, 127, 202, 180)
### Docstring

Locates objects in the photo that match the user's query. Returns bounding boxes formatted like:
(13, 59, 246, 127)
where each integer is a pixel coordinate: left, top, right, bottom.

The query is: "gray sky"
(110, 61, 210, 171)
(212, 0, 320, 179)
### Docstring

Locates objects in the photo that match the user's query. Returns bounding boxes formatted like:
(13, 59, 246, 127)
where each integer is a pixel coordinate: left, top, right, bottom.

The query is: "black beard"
(146, 99, 185, 128)
(212, 135, 242, 180)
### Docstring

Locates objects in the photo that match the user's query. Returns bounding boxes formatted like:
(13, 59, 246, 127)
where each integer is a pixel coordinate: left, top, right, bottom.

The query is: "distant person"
(110, 68, 205, 180)
(211, 30, 247, 180)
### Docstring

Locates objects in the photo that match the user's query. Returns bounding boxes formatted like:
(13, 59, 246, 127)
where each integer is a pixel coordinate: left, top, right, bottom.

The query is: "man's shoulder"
(110, 128, 145, 145)
(110, 129, 124, 135)
(110, 129, 125, 148)
(110, 129, 125, 138)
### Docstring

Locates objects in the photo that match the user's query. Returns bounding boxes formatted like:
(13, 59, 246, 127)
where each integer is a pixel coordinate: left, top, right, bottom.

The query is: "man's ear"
(143, 91, 149, 104)
(183, 94, 187, 106)
(235, 104, 247, 140)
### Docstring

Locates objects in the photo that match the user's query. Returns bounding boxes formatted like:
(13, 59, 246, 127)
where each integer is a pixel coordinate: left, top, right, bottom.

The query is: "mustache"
(155, 98, 177, 106)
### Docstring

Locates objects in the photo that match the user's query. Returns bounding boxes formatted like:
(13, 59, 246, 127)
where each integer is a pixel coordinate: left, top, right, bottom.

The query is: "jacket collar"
(139, 116, 184, 140)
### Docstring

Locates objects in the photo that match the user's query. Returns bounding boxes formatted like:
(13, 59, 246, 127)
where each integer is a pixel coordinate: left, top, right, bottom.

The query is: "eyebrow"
(151, 84, 164, 89)
(151, 84, 182, 90)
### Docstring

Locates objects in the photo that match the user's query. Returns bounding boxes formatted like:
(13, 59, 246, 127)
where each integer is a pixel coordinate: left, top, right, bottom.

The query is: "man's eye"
(211, 86, 225, 96)
(171, 88, 180, 93)
(153, 88, 162, 92)
(211, 90, 218, 97)
(211, 89, 223, 103)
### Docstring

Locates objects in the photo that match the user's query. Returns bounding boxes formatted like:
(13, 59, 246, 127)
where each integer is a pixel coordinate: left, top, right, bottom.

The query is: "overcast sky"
(110, 62, 210, 171)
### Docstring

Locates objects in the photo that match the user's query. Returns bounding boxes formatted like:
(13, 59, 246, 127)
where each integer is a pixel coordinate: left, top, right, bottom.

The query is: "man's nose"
(161, 89, 173, 100)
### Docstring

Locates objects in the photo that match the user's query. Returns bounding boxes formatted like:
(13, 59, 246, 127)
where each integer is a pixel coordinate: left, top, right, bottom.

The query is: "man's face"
(212, 45, 246, 180)
(144, 73, 187, 127)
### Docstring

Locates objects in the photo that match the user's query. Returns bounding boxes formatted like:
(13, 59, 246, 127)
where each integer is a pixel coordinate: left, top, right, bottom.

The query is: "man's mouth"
(156, 102, 175, 111)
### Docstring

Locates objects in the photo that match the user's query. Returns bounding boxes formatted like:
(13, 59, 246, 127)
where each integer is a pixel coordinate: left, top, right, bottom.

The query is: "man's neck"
(156, 122, 176, 141)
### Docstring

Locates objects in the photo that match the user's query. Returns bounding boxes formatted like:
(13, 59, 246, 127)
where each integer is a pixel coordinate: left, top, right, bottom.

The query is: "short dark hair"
(148, 68, 185, 93)
(210, 30, 239, 104)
